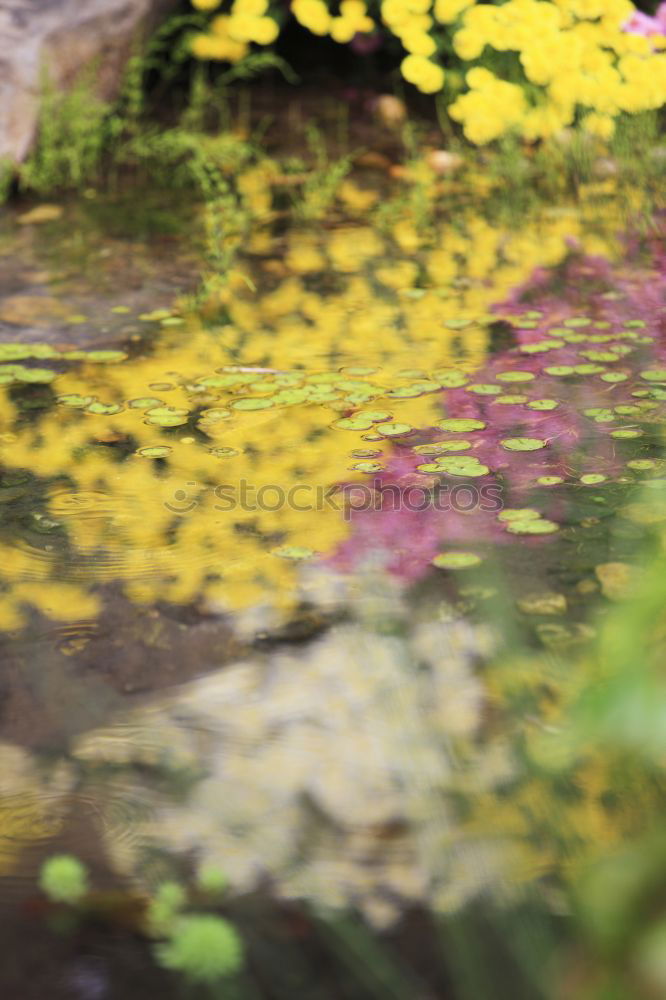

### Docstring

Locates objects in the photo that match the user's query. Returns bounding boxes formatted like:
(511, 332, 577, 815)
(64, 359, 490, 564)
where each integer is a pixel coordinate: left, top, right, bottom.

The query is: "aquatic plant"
(38, 854, 89, 904)
(155, 914, 244, 982)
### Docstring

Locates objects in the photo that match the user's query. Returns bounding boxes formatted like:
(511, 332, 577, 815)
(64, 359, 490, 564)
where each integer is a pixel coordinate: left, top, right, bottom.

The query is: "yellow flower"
(191, 0, 222, 10)
(452, 27, 486, 61)
(401, 54, 445, 93)
(433, 0, 473, 23)
(402, 30, 437, 57)
(292, 0, 332, 35)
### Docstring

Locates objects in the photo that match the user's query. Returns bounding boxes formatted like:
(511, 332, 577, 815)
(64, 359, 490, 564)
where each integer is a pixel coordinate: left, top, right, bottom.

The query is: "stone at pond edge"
(0, 0, 177, 164)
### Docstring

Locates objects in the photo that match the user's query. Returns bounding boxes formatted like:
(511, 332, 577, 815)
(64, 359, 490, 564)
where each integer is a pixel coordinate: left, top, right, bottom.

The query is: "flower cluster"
(191, 0, 279, 61)
(190, 0, 666, 145)
(448, 0, 666, 143)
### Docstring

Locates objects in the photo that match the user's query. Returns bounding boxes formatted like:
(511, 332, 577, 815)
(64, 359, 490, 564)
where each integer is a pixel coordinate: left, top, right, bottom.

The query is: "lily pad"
(501, 438, 547, 452)
(437, 418, 486, 432)
(432, 552, 482, 569)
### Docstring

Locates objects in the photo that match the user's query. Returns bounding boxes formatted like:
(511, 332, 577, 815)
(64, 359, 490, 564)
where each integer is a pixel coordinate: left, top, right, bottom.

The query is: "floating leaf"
(496, 395, 529, 404)
(498, 508, 542, 523)
(495, 371, 535, 383)
(580, 474, 608, 485)
(467, 384, 501, 395)
(350, 461, 384, 473)
(437, 418, 486, 432)
(57, 394, 93, 408)
(505, 519, 559, 535)
(501, 438, 547, 452)
(414, 440, 472, 455)
(433, 370, 468, 388)
(437, 457, 489, 478)
(231, 398, 275, 411)
(432, 552, 481, 569)
(611, 429, 643, 439)
(527, 399, 559, 411)
(537, 476, 564, 486)
(378, 422, 413, 437)
(333, 416, 375, 431)
(627, 459, 656, 471)
(86, 401, 123, 415)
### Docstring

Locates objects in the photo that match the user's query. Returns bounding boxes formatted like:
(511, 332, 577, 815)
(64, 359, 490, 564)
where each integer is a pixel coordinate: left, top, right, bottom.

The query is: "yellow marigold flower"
(233, 0, 268, 13)
(253, 16, 280, 44)
(331, 17, 356, 42)
(401, 54, 445, 93)
(191, 32, 248, 61)
(191, 0, 222, 10)
(453, 27, 485, 61)
(381, 0, 411, 27)
(292, 0, 332, 35)
(402, 30, 437, 57)
(434, 0, 473, 23)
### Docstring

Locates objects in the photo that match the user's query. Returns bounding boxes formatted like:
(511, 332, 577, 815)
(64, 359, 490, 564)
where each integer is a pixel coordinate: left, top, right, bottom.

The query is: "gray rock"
(0, 0, 176, 164)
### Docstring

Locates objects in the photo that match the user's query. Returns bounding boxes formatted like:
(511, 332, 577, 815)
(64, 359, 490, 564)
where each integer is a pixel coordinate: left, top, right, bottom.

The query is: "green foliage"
(294, 124, 353, 222)
(146, 880, 188, 935)
(20, 72, 116, 195)
(156, 914, 244, 983)
(197, 865, 229, 896)
(39, 854, 89, 904)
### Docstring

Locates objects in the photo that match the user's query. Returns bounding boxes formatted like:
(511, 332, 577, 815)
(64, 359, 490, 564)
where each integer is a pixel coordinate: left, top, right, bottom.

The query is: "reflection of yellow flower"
(0, 200, 622, 628)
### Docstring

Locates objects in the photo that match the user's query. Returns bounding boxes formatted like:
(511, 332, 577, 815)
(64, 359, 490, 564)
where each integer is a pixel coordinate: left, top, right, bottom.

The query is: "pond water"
(0, 182, 665, 997)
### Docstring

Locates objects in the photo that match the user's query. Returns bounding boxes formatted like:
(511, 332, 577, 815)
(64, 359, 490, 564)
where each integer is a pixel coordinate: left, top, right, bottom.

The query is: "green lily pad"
(432, 552, 482, 569)
(537, 476, 564, 486)
(640, 369, 666, 382)
(467, 384, 501, 395)
(129, 397, 164, 409)
(57, 394, 93, 408)
(501, 438, 547, 452)
(414, 440, 472, 455)
(437, 418, 486, 432)
(527, 399, 559, 411)
(351, 461, 384, 473)
(437, 457, 489, 477)
(580, 474, 608, 485)
(498, 508, 541, 522)
(600, 373, 628, 383)
(333, 416, 375, 431)
(611, 429, 643, 439)
(86, 401, 123, 415)
(495, 371, 535, 383)
(495, 395, 529, 405)
(378, 422, 413, 437)
(231, 397, 275, 411)
(433, 370, 469, 388)
(505, 519, 559, 535)
(357, 410, 392, 422)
